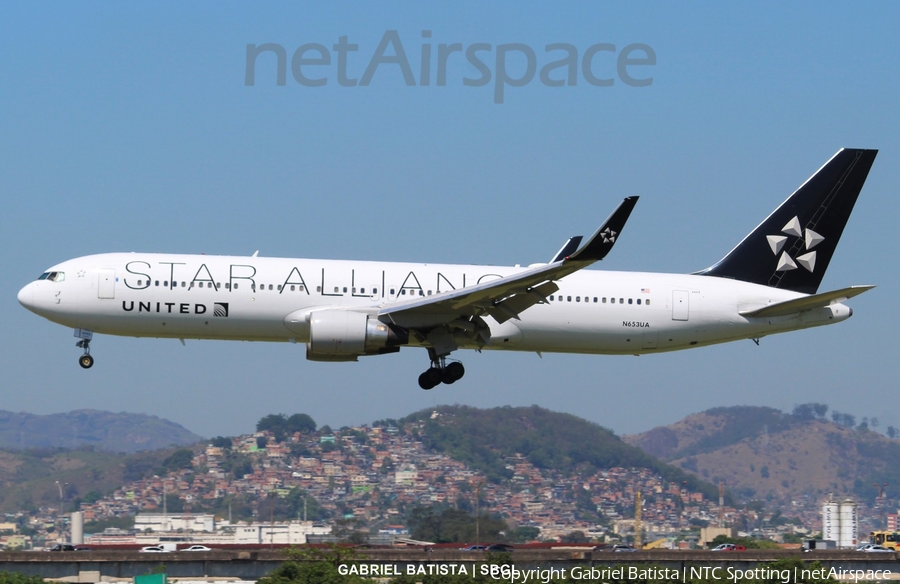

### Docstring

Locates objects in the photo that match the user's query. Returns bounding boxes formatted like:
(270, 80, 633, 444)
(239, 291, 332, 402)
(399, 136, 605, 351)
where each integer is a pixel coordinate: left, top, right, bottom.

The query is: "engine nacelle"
(306, 310, 407, 361)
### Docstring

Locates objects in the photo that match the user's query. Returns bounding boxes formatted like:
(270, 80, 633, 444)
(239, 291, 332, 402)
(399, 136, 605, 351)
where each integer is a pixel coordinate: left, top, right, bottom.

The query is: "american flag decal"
(641, 288, 650, 293)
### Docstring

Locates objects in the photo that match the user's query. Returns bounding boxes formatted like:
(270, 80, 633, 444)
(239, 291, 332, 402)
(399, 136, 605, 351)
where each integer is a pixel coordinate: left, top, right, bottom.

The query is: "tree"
(793, 403, 829, 420)
(407, 506, 507, 544)
(887, 426, 898, 439)
(210, 436, 232, 449)
(510, 526, 540, 543)
(560, 530, 589, 543)
(162, 449, 195, 471)
(286, 413, 316, 434)
(257, 413, 287, 432)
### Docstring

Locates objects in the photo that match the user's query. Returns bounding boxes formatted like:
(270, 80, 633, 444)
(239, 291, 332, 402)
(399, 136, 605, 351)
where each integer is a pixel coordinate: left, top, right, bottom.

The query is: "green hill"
(400, 405, 720, 500)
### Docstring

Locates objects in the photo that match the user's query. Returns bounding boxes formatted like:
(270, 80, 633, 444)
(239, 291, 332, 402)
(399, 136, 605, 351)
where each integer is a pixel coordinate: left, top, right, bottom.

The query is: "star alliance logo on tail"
(214, 303, 229, 317)
(766, 216, 823, 273)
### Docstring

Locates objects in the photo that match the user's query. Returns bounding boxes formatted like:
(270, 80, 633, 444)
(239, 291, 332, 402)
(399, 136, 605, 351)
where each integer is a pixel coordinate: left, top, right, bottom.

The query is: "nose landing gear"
(418, 355, 465, 390)
(74, 328, 94, 369)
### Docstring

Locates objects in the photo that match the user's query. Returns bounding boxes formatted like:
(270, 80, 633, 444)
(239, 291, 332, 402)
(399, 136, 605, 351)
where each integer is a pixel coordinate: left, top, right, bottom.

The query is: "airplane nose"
(17, 283, 34, 311)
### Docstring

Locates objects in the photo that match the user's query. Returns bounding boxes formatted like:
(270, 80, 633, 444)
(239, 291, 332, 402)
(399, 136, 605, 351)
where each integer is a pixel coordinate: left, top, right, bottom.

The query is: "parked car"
(139, 545, 170, 553)
(47, 544, 75, 552)
(711, 543, 746, 551)
(486, 543, 514, 552)
(182, 545, 213, 552)
(459, 544, 488, 551)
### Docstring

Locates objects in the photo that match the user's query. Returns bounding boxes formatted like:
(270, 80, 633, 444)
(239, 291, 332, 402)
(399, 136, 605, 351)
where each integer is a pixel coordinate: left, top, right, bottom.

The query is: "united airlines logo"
(214, 303, 229, 317)
(766, 216, 824, 273)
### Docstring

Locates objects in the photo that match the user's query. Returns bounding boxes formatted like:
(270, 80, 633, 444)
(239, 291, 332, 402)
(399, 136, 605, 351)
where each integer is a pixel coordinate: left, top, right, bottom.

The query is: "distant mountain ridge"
(624, 405, 900, 502)
(0, 409, 203, 453)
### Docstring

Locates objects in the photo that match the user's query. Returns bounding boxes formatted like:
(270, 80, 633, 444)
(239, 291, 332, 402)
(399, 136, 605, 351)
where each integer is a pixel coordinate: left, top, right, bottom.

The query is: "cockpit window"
(38, 272, 65, 282)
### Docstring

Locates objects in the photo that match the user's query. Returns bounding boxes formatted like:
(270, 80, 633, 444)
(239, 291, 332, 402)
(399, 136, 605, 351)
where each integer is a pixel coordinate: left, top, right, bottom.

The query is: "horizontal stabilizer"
(740, 285, 874, 318)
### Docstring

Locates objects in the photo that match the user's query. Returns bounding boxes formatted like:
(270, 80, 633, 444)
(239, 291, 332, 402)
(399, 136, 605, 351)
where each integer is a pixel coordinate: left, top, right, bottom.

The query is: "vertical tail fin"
(697, 148, 877, 294)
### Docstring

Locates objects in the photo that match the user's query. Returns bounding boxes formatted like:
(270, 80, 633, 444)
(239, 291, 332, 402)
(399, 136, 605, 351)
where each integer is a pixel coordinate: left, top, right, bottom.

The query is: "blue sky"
(2, 3, 898, 439)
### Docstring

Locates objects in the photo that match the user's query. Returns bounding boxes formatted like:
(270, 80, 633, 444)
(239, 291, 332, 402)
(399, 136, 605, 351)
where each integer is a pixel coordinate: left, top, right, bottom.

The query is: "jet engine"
(306, 309, 408, 362)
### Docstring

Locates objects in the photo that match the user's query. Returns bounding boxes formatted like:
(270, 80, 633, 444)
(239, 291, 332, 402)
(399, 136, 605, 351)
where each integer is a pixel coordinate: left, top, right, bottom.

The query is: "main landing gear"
(418, 354, 465, 390)
(74, 328, 94, 369)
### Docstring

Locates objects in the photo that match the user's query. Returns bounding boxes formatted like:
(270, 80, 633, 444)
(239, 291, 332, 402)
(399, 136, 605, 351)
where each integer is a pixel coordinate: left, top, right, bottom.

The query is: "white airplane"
(18, 148, 877, 389)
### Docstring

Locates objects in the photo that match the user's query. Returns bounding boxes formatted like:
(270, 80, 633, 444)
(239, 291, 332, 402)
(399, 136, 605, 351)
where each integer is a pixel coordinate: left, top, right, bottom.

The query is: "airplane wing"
(379, 197, 638, 330)
(739, 285, 874, 318)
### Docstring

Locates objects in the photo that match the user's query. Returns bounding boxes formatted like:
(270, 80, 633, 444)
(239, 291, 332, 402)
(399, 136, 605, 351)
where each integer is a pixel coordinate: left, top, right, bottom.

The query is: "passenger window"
(593, 297, 598, 303)
(646, 299, 651, 306)
(619, 298, 624, 304)
(226, 283, 230, 290)
(401, 290, 406, 295)
(316, 286, 322, 292)
(549, 295, 554, 301)
(342, 287, 347, 293)
(334, 287, 339, 293)
(576, 296, 580, 302)
(567, 296, 571, 302)
(155, 281, 160, 287)
(637, 299, 641, 305)
(234, 283, 239, 290)
(299, 285, 305, 292)
(602, 297, 606, 303)
(182, 281, 186, 287)
(164, 281, 168, 287)
(610, 298, 615, 304)
(373, 288, 378, 294)
(390, 289, 395, 295)
(290, 285, 295, 291)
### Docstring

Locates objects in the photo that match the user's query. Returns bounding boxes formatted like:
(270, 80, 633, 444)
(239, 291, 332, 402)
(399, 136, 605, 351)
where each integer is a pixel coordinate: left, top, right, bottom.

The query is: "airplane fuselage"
(17, 252, 851, 356)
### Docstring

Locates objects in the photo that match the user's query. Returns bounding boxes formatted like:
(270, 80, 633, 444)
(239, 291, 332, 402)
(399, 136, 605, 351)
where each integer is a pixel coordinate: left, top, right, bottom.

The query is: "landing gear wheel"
(418, 368, 440, 390)
(441, 369, 456, 385)
(79, 354, 94, 369)
(445, 361, 465, 382)
(418, 350, 465, 389)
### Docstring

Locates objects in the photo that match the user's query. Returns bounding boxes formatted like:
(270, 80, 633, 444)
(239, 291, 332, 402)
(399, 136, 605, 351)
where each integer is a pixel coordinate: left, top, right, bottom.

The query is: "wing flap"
(488, 281, 559, 324)
(739, 285, 874, 318)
